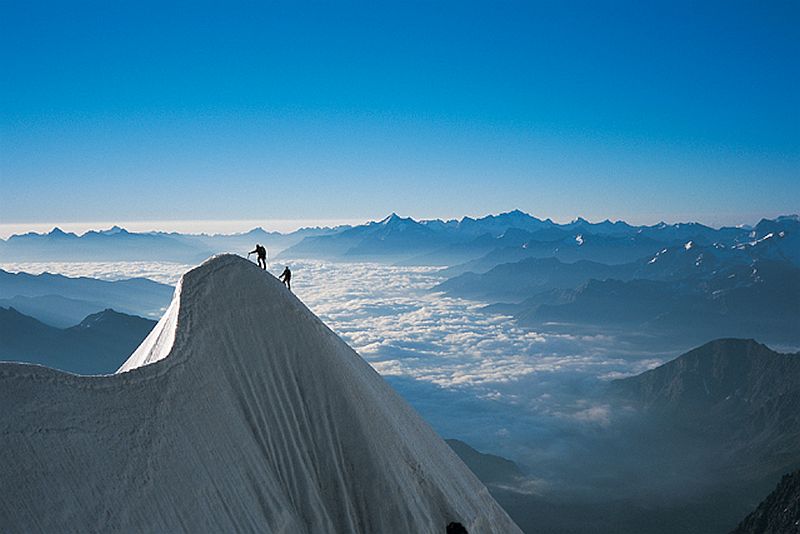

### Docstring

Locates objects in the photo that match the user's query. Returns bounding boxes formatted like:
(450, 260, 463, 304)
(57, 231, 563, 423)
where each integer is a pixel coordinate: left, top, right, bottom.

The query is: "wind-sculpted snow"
(0, 255, 520, 533)
(116, 277, 182, 372)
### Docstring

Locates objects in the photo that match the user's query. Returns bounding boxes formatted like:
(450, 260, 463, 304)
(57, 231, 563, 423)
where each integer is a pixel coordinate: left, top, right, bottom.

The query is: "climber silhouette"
(278, 266, 292, 291)
(248, 244, 267, 270)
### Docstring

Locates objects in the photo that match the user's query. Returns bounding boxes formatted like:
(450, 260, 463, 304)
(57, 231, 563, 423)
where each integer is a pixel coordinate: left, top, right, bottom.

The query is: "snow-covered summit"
(0, 254, 520, 533)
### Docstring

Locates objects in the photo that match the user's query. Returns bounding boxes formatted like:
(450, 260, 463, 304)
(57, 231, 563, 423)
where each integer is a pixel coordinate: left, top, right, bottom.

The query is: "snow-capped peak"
(99, 225, 126, 235)
(381, 212, 401, 224)
(0, 255, 520, 534)
(737, 232, 778, 249)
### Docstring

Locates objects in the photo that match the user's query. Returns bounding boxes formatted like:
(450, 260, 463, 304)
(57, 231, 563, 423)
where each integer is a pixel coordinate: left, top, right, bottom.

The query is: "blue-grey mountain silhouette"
(0, 307, 155, 375)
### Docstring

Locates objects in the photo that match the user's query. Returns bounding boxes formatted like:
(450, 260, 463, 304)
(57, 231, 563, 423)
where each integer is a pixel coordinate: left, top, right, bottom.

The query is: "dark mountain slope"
(611, 339, 800, 478)
(446, 439, 524, 488)
(509, 260, 800, 346)
(0, 268, 173, 319)
(0, 307, 155, 375)
(730, 469, 800, 534)
(435, 257, 635, 302)
(0, 294, 109, 327)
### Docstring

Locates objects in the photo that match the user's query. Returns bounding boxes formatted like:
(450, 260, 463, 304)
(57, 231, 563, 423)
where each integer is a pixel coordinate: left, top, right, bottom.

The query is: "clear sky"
(1, 0, 798, 231)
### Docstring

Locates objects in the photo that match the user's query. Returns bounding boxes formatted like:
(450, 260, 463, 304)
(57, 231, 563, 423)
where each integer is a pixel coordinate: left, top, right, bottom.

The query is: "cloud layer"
(3, 258, 670, 470)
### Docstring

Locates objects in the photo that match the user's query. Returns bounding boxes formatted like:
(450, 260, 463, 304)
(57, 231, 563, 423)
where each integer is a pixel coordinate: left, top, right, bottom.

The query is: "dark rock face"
(731, 469, 800, 534)
(447, 522, 469, 534)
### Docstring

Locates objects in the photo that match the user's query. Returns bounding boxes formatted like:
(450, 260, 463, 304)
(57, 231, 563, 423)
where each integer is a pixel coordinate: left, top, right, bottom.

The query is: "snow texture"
(0, 254, 520, 534)
(116, 277, 181, 372)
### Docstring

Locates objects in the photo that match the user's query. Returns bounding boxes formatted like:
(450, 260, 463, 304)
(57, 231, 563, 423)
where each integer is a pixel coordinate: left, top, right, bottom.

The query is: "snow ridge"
(117, 277, 182, 372)
(0, 254, 520, 533)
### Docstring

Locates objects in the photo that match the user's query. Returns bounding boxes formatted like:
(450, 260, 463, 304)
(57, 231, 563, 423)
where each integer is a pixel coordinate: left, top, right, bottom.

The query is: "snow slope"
(0, 254, 520, 533)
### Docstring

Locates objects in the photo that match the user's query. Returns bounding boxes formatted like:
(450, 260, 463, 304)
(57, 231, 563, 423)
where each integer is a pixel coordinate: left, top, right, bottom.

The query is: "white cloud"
(569, 404, 612, 426)
(5, 258, 676, 468)
(0, 261, 191, 285)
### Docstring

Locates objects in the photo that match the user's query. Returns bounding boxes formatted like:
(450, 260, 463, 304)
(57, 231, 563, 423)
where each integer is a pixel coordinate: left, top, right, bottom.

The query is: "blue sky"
(1, 0, 798, 230)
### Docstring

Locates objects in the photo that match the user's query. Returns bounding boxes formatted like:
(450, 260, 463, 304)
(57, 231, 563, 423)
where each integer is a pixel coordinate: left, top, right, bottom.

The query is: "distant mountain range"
(435, 215, 800, 348)
(3, 212, 796, 267)
(510, 259, 797, 345)
(0, 268, 173, 324)
(0, 225, 341, 263)
(436, 256, 635, 302)
(281, 211, 800, 266)
(3, 211, 796, 351)
(0, 307, 155, 375)
(441, 225, 799, 302)
(439, 214, 799, 276)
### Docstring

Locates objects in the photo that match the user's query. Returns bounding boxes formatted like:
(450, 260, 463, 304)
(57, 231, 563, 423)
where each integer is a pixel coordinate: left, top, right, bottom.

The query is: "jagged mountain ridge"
(439, 215, 799, 276)
(0, 225, 340, 262)
(282, 211, 786, 264)
(6, 211, 792, 266)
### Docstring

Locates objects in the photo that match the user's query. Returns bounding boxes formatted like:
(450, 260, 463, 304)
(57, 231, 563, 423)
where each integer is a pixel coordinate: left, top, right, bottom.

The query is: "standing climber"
(248, 244, 268, 270)
(278, 266, 292, 291)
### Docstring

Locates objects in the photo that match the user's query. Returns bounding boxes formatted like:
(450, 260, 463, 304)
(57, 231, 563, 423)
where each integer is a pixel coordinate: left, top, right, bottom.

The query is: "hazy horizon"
(3, 209, 798, 240)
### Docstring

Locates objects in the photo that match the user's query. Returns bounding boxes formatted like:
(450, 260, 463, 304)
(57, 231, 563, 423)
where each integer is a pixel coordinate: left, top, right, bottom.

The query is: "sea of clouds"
(2, 257, 670, 473)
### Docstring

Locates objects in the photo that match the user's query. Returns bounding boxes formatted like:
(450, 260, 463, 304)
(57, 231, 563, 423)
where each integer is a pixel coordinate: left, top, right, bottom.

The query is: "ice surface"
(116, 278, 182, 372)
(0, 255, 520, 533)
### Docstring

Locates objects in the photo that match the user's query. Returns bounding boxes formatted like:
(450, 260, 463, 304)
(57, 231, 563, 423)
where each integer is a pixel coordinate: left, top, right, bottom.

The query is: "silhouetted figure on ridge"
(278, 266, 292, 291)
(248, 244, 267, 270)
(447, 522, 468, 534)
